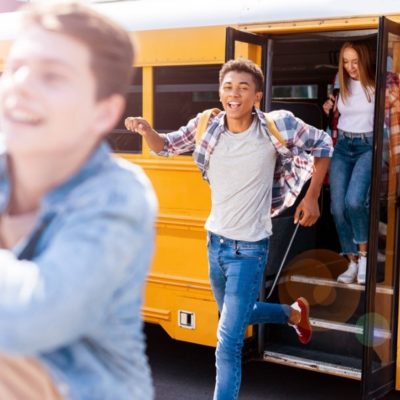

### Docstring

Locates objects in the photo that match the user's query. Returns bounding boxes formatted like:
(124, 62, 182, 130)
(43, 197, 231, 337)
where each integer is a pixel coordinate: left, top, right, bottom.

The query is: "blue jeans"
(329, 133, 373, 255)
(207, 232, 291, 400)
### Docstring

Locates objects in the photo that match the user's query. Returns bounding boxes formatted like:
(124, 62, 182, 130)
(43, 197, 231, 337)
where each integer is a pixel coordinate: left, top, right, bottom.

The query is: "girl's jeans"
(329, 132, 373, 255)
(208, 232, 290, 400)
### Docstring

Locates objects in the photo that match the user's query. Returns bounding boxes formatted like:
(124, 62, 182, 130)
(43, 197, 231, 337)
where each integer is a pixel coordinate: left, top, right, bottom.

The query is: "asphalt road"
(146, 324, 400, 400)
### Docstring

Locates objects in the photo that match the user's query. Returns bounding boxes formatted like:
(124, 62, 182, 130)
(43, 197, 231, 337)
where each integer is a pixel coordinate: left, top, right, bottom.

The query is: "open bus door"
(225, 27, 271, 110)
(225, 26, 323, 361)
(361, 16, 400, 400)
(226, 21, 400, 398)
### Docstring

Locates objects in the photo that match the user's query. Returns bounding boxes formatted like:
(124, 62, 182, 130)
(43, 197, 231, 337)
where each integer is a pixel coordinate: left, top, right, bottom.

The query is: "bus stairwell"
(255, 184, 393, 382)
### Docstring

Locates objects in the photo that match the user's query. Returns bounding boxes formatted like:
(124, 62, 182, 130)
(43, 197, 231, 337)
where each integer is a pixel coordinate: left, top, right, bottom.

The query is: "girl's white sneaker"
(337, 260, 358, 284)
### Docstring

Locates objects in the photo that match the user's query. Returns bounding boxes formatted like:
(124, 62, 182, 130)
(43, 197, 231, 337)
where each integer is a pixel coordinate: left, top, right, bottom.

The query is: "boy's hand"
(294, 197, 320, 226)
(125, 117, 152, 136)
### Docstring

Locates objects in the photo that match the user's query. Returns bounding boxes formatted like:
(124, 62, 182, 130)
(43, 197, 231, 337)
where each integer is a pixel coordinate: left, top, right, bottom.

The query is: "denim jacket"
(0, 142, 157, 400)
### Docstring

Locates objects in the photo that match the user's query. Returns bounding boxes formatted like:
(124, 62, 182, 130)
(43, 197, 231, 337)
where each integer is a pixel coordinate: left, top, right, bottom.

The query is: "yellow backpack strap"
(264, 112, 285, 146)
(195, 108, 221, 145)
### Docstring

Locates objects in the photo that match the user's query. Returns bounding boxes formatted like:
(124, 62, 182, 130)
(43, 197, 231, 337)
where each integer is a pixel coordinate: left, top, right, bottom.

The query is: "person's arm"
(322, 94, 336, 116)
(125, 115, 200, 156)
(125, 116, 165, 153)
(0, 172, 157, 355)
(274, 110, 333, 226)
(294, 156, 330, 226)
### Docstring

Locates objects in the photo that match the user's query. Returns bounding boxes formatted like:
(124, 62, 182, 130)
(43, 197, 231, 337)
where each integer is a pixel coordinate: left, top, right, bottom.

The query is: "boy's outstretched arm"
(125, 116, 165, 153)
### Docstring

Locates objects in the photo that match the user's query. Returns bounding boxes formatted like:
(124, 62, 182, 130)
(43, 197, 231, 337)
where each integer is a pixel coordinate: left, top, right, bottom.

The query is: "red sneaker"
(290, 297, 312, 344)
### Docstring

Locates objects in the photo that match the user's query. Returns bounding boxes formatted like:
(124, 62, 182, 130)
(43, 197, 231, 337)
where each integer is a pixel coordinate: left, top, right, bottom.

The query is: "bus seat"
(270, 101, 324, 129)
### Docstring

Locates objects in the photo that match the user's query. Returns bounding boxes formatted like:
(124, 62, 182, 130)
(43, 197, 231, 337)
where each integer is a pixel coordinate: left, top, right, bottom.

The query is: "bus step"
(288, 274, 393, 295)
(310, 317, 391, 340)
(263, 344, 361, 380)
(267, 316, 391, 360)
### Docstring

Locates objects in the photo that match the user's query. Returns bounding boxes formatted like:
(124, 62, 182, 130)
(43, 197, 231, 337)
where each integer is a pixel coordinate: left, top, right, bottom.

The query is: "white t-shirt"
(337, 79, 375, 133)
(205, 117, 277, 241)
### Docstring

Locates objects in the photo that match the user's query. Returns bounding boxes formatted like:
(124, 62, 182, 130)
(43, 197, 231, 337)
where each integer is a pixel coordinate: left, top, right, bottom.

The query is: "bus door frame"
(225, 27, 272, 111)
(362, 16, 400, 400)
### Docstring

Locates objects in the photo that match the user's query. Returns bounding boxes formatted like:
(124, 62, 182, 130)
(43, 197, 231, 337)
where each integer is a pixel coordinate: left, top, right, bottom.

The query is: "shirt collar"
(43, 141, 111, 210)
(216, 107, 266, 130)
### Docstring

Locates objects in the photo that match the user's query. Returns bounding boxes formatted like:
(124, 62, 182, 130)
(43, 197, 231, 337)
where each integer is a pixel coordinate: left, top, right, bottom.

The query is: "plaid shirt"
(158, 107, 333, 216)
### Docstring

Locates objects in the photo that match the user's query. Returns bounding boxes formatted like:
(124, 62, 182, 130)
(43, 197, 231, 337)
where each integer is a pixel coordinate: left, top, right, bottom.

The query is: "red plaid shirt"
(158, 107, 333, 216)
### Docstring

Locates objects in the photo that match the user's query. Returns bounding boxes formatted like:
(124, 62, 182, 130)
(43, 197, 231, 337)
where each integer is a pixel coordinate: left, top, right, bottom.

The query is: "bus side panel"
(134, 26, 226, 67)
(139, 159, 219, 346)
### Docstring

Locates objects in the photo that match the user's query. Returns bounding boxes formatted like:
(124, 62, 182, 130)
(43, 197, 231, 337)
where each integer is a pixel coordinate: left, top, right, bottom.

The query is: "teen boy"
(0, 1, 156, 399)
(125, 58, 333, 400)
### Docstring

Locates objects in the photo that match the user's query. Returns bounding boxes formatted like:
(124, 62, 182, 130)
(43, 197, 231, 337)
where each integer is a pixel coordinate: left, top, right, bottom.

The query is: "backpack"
(194, 108, 285, 146)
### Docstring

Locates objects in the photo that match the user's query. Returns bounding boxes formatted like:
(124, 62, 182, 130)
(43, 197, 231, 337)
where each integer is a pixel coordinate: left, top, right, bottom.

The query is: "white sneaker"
(337, 260, 358, 284)
(357, 256, 367, 284)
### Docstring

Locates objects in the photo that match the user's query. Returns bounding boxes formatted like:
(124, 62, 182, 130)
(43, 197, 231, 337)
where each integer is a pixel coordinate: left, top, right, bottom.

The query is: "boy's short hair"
(21, 0, 134, 100)
(219, 58, 264, 92)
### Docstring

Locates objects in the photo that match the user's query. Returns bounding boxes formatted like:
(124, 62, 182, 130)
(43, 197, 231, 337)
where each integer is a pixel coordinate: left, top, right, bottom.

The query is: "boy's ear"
(93, 94, 125, 138)
(256, 91, 263, 103)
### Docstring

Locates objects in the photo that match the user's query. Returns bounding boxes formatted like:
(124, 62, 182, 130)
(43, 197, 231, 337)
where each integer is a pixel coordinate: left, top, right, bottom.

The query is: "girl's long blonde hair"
(338, 41, 375, 103)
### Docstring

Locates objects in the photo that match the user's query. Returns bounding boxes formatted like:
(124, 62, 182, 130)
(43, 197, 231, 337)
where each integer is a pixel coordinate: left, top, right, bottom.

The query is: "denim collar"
(0, 141, 111, 215)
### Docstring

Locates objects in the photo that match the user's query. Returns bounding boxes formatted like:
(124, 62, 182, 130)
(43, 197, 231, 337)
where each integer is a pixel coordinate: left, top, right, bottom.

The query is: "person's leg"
(208, 234, 268, 400)
(330, 137, 360, 283)
(208, 232, 226, 314)
(248, 301, 290, 325)
(345, 146, 372, 247)
(345, 138, 373, 284)
(249, 297, 312, 344)
(329, 138, 358, 257)
(0, 354, 62, 400)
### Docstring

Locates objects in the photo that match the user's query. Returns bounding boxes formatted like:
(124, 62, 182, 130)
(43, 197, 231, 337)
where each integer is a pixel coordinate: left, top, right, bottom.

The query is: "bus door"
(225, 27, 271, 110)
(224, 26, 321, 359)
(361, 16, 400, 400)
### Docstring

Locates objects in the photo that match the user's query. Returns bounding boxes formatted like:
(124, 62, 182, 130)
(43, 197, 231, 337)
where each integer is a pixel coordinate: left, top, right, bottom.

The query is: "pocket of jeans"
(236, 244, 267, 259)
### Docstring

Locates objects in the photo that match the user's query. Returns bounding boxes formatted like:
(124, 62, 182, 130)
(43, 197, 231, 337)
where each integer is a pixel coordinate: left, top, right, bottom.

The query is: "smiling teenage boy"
(126, 58, 333, 400)
(0, 1, 156, 400)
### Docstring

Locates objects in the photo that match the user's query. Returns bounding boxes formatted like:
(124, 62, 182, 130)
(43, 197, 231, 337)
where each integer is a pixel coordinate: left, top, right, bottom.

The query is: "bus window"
(272, 84, 318, 100)
(107, 67, 142, 154)
(153, 65, 221, 133)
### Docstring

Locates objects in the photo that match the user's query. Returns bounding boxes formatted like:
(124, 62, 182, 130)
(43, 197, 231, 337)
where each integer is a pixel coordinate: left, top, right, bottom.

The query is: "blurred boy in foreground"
(0, 1, 156, 399)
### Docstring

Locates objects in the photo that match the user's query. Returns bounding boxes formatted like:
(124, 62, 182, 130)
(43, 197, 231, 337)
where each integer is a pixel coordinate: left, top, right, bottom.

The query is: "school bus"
(1, 1, 400, 398)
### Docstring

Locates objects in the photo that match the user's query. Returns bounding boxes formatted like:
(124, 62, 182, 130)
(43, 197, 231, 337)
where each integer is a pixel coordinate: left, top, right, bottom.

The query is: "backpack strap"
(264, 112, 285, 146)
(195, 108, 222, 145)
(194, 108, 285, 147)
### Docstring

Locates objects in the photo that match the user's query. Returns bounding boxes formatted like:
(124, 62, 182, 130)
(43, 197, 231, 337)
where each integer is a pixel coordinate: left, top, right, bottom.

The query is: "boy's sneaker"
(337, 260, 358, 284)
(357, 256, 367, 284)
(290, 297, 312, 345)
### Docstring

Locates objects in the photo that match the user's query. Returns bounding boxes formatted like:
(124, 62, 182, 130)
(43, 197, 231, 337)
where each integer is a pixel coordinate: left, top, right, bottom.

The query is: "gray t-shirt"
(205, 117, 276, 241)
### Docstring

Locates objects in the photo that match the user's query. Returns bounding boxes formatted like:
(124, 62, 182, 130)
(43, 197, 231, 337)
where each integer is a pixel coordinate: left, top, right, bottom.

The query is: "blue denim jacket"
(0, 142, 157, 400)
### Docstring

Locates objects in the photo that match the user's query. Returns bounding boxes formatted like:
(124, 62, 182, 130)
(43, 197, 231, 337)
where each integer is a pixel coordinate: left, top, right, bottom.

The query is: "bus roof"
(0, 0, 399, 39)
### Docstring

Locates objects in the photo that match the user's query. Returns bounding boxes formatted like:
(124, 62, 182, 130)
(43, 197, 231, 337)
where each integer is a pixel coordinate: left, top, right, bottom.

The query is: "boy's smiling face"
(219, 70, 262, 122)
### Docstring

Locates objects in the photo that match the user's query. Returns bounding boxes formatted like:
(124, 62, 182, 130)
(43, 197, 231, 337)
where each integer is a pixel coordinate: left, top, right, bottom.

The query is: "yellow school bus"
(1, 1, 400, 398)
